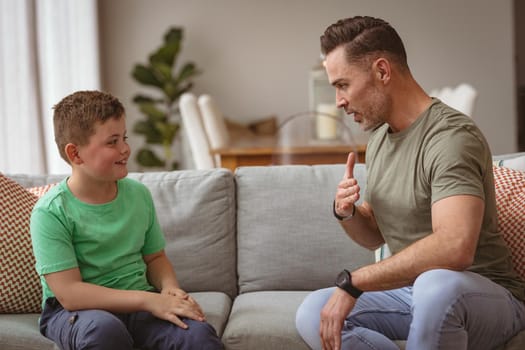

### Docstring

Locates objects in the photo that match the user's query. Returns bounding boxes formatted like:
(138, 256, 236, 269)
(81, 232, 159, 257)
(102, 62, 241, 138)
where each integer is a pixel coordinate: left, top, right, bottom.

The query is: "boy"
(30, 90, 223, 350)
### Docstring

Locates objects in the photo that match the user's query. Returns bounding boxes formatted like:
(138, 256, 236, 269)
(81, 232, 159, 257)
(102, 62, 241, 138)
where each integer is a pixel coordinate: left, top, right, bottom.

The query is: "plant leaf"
(137, 102, 166, 121)
(176, 62, 200, 84)
(167, 82, 193, 104)
(164, 27, 183, 45)
(132, 64, 163, 88)
(151, 62, 172, 83)
(133, 95, 155, 104)
(149, 27, 183, 66)
(133, 94, 165, 104)
(150, 42, 180, 67)
(133, 120, 163, 144)
(155, 121, 179, 144)
(135, 148, 165, 167)
(163, 80, 179, 102)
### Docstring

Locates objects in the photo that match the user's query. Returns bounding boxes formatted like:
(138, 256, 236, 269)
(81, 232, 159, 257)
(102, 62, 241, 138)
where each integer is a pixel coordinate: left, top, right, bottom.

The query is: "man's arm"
(334, 152, 384, 250)
(336, 201, 384, 250)
(351, 194, 483, 291)
(320, 194, 484, 350)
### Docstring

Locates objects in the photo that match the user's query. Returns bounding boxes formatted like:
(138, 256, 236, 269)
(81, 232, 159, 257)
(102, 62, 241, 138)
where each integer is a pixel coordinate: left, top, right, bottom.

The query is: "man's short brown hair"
(53, 90, 125, 163)
(321, 16, 408, 70)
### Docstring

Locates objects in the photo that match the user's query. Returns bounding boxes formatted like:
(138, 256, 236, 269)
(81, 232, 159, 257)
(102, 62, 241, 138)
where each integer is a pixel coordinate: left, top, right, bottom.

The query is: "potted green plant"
(131, 27, 200, 170)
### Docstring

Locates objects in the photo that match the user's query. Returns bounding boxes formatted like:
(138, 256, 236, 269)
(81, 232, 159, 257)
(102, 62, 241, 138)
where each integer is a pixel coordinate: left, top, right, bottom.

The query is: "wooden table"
(211, 136, 366, 171)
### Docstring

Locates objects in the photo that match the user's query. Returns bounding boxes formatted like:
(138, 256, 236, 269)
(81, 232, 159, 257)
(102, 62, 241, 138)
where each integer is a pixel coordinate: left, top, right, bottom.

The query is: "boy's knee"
(181, 320, 223, 349)
(76, 311, 133, 350)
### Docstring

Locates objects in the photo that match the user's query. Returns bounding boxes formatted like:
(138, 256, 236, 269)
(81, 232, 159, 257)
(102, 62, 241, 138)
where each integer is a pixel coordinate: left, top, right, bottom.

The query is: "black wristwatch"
(333, 200, 355, 221)
(335, 269, 363, 298)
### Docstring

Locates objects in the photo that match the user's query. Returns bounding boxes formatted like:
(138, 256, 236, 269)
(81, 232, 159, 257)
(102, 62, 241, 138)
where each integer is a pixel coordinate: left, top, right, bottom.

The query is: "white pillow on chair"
(179, 93, 215, 169)
(198, 94, 230, 149)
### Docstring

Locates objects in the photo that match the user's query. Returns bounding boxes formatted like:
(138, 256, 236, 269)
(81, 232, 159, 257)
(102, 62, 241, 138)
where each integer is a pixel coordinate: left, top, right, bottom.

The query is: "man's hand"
(335, 152, 360, 217)
(320, 288, 356, 350)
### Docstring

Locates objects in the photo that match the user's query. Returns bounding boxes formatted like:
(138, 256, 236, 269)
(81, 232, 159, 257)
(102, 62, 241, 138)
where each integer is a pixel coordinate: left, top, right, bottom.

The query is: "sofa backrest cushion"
(129, 170, 238, 298)
(235, 164, 374, 294)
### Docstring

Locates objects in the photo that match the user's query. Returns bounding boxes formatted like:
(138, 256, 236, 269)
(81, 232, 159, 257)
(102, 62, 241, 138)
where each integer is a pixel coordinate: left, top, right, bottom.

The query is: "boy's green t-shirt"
(30, 177, 166, 308)
(365, 98, 524, 301)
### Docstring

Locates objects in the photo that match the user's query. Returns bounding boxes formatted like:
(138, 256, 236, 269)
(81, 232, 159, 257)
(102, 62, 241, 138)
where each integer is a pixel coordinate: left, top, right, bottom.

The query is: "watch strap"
(333, 200, 355, 221)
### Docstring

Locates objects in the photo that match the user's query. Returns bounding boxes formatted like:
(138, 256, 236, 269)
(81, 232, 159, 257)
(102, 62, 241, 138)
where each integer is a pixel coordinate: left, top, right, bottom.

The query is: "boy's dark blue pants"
(39, 297, 223, 350)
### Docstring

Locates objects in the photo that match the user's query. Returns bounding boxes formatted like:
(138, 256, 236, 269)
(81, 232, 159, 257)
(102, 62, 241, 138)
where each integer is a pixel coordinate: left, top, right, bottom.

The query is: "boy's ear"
(65, 143, 82, 164)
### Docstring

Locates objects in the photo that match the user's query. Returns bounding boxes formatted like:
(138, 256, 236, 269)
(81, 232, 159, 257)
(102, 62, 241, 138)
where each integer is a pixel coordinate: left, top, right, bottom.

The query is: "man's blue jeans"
(296, 269, 525, 350)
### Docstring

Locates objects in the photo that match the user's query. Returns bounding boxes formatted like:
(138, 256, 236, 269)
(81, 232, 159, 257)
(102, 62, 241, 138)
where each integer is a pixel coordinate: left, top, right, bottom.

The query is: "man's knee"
(296, 289, 328, 334)
(295, 289, 335, 350)
(414, 269, 471, 300)
(412, 269, 480, 319)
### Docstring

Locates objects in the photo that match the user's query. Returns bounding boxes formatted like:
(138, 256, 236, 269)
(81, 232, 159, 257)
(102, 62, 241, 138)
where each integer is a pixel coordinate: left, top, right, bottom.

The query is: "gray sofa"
(1, 159, 524, 349)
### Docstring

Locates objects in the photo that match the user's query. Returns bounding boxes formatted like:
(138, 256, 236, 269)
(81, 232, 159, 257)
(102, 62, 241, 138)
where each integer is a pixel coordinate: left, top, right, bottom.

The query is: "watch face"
(336, 270, 349, 286)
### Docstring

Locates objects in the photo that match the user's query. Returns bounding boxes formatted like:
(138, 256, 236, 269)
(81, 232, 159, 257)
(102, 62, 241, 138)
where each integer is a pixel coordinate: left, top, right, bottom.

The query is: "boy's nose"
(121, 144, 130, 154)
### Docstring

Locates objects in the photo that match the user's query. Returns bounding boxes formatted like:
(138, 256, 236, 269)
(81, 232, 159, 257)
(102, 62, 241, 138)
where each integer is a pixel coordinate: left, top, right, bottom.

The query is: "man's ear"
(373, 58, 391, 84)
(65, 143, 82, 164)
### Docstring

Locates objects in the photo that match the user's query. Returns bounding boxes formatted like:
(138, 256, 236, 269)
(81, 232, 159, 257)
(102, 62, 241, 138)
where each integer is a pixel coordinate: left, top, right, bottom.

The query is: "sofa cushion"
(235, 164, 374, 294)
(128, 170, 238, 298)
(493, 165, 525, 279)
(190, 291, 232, 338)
(0, 174, 43, 313)
(0, 314, 59, 350)
(222, 291, 311, 350)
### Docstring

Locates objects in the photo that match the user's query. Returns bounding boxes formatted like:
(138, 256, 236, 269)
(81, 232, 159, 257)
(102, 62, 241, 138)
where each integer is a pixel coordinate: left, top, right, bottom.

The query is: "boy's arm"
(45, 267, 205, 328)
(143, 250, 205, 316)
(144, 250, 179, 291)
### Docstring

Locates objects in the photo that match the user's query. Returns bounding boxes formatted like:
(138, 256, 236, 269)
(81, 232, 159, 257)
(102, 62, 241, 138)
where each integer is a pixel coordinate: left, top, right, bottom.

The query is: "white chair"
(198, 94, 230, 149)
(429, 83, 478, 117)
(198, 94, 230, 167)
(179, 93, 215, 169)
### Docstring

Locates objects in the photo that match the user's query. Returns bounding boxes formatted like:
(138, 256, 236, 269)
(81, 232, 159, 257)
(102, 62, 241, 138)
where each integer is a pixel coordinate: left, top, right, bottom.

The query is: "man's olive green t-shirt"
(365, 98, 524, 301)
(30, 177, 166, 309)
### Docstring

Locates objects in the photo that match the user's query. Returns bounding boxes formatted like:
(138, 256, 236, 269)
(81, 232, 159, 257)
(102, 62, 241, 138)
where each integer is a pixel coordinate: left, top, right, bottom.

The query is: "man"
(295, 16, 525, 350)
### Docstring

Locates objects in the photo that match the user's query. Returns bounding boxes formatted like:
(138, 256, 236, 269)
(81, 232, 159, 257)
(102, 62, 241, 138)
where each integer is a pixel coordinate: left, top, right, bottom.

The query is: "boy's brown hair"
(53, 90, 125, 163)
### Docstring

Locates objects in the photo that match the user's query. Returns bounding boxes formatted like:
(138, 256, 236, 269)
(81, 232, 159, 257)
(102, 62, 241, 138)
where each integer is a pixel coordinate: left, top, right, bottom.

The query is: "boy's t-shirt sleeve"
(30, 201, 78, 276)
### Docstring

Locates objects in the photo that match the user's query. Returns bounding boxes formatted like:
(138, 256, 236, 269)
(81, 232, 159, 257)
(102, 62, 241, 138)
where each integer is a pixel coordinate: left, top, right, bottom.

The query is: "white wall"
(99, 0, 516, 170)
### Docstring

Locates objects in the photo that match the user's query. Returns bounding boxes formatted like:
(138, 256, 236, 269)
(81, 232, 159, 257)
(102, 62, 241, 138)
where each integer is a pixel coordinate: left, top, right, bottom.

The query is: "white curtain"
(0, 0, 100, 175)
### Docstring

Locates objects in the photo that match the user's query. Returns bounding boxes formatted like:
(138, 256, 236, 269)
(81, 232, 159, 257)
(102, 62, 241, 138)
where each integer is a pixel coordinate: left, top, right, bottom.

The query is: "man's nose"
(336, 97, 347, 109)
